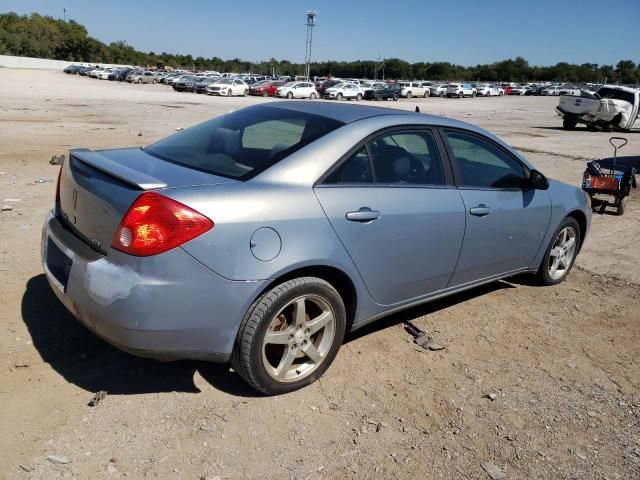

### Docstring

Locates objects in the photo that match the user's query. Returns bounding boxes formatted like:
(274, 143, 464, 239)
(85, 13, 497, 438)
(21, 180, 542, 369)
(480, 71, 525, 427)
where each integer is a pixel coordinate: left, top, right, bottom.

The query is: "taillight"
(111, 192, 213, 256)
(55, 166, 62, 204)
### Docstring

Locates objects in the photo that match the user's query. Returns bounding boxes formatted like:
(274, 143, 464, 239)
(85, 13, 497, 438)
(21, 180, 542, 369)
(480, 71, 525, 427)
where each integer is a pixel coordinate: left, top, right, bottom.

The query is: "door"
(443, 130, 551, 286)
(315, 129, 466, 306)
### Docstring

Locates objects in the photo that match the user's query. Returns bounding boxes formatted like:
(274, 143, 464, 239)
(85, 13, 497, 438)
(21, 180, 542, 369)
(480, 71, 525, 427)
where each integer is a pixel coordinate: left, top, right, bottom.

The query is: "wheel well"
(259, 266, 357, 331)
(567, 210, 587, 250)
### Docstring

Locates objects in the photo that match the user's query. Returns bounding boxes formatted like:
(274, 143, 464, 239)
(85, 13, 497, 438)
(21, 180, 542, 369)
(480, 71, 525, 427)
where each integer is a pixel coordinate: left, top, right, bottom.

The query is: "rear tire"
(231, 277, 346, 395)
(262, 91, 269, 97)
(471, 91, 476, 98)
(458, 92, 463, 98)
(406, 92, 412, 99)
(337, 93, 343, 101)
(310, 92, 317, 100)
(563, 118, 578, 130)
(617, 197, 627, 216)
(535, 217, 581, 286)
(392, 94, 399, 101)
(423, 90, 429, 98)
(356, 93, 362, 101)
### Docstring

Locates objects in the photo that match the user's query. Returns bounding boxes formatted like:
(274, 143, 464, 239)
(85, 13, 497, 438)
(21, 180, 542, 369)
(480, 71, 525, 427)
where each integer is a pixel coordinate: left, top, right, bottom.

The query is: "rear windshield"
(144, 106, 344, 180)
(597, 87, 634, 104)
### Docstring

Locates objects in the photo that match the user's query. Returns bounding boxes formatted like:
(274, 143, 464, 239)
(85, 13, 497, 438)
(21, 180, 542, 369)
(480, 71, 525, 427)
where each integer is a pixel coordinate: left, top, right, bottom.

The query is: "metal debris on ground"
(481, 461, 507, 479)
(88, 390, 107, 407)
(404, 321, 444, 351)
(50, 154, 66, 165)
(46, 454, 71, 465)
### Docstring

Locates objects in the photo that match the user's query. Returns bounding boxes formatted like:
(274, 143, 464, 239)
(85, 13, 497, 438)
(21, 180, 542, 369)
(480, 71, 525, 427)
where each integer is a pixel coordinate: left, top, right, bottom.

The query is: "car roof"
(263, 101, 437, 124)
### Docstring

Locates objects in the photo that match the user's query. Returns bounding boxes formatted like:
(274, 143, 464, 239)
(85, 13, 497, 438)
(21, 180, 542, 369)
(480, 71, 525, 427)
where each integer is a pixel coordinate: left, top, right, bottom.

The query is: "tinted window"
(145, 106, 343, 180)
(369, 131, 444, 185)
(446, 131, 525, 189)
(324, 148, 372, 184)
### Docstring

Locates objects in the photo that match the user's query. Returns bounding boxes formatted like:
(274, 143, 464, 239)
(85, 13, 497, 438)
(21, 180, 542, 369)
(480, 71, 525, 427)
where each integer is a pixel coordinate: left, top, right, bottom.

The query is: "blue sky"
(3, 0, 639, 66)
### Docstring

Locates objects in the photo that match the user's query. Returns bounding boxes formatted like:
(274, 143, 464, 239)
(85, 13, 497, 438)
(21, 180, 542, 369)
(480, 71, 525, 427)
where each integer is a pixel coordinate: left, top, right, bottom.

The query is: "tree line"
(1, 12, 638, 84)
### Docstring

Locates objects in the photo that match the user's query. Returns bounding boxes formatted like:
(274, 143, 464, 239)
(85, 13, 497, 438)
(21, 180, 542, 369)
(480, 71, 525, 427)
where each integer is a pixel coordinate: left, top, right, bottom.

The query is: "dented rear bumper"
(41, 210, 266, 362)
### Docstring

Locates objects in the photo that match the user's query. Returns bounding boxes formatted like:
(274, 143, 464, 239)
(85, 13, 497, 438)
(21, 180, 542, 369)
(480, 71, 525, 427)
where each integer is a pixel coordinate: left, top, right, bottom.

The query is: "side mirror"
(526, 169, 549, 190)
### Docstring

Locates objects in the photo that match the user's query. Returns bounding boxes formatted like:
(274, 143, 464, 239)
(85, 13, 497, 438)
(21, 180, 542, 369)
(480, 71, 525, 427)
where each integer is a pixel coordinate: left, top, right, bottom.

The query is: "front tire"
(356, 93, 362, 101)
(287, 92, 293, 99)
(563, 118, 577, 130)
(337, 93, 343, 101)
(535, 217, 580, 286)
(227, 89, 232, 97)
(232, 277, 346, 395)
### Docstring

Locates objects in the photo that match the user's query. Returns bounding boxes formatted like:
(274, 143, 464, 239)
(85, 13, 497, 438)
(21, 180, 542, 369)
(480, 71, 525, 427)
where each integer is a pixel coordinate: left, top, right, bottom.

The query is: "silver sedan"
(42, 102, 591, 394)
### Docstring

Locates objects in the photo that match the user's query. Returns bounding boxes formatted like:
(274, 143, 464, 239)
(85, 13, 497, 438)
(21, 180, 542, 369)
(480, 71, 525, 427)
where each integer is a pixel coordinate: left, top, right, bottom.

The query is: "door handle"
(469, 205, 491, 217)
(346, 207, 380, 222)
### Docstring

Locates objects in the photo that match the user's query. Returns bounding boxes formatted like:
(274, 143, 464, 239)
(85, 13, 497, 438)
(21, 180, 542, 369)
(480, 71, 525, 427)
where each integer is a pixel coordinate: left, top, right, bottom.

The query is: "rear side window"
(445, 131, 525, 189)
(145, 106, 343, 180)
(324, 130, 445, 186)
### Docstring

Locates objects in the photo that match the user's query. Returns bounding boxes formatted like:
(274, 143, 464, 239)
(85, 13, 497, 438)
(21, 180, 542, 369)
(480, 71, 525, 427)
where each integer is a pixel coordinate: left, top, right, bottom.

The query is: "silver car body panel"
(42, 102, 591, 361)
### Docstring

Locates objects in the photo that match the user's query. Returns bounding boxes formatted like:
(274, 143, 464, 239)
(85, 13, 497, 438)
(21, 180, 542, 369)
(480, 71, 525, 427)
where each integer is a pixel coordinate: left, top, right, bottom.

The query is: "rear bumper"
(41, 211, 266, 362)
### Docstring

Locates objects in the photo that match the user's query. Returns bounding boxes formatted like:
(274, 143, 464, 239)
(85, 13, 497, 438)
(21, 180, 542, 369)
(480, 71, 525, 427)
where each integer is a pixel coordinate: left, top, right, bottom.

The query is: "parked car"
(557, 85, 640, 131)
(399, 81, 429, 98)
(324, 82, 364, 100)
(542, 85, 562, 96)
(525, 85, 545, 96)
(558, 86, 581, 96)
(63, 65, 82, 74)
(363, 83, 402, 101)
(42, 102, 591, 395)
(427, 83, 448, 97)
(193, 77, 219, 94)
(109, 68, 133, 81)
(127, 71, 157, 84)
(316, 79, 342, 97)
(172, 76, 198, 92)
(96, 68, 117, 80)
(276, 81, 317, 99)
(206, 78, 249, 96)
(473, 84, 492, 96)
(446, 83, 477, 98)
(76, 66, 96, 76)
(510, 85, 528, 95)
(250, 80, 286, 97)
(88, 67, 107, 78)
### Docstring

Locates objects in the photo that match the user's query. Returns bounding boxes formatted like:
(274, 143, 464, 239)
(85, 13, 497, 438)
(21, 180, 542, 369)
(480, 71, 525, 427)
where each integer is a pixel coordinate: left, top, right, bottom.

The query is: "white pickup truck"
(556, 85, 639, 131)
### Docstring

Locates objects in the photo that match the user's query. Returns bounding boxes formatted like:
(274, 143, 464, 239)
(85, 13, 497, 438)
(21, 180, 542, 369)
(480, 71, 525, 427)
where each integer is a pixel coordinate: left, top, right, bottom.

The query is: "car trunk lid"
(58, 147, 236, 253)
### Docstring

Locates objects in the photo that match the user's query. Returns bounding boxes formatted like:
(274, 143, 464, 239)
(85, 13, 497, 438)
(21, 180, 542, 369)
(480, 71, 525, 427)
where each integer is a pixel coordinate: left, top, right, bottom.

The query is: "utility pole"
(63, 8, 66, 22)
(304, 11, 318, 81)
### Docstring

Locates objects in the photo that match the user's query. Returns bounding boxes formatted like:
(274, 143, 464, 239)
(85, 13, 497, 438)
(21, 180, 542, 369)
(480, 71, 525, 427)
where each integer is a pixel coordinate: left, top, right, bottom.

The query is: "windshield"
(216, 78, 233, 84)
(144, 106, 344, 180)
(596, 87, 634, 103)
(283, 82, 296, 87)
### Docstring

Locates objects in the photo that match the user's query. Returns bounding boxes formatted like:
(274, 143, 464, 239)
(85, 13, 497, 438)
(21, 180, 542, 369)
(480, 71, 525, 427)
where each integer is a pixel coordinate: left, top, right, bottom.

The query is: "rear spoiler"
(69, 148, 167, 190)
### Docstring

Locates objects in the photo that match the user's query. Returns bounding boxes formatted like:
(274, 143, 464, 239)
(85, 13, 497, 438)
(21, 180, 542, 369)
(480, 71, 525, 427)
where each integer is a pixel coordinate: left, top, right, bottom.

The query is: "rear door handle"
(346, 207, 380, 222)
(469, 205, 491, 217)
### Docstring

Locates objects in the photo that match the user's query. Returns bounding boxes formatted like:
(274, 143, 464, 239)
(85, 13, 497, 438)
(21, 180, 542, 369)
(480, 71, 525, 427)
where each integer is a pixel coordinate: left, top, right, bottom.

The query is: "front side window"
(145, 106, 343, 180)
(445, 131, 525, 189)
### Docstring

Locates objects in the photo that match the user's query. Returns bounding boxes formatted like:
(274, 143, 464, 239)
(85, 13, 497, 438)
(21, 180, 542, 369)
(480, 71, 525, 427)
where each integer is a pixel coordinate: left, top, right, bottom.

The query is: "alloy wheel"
(261, 295, 336, 383)
(548, 226, 577, 280)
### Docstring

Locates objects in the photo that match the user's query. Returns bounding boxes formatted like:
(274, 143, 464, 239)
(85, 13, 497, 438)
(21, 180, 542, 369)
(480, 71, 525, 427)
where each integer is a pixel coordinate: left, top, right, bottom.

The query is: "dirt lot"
(1, 69, 639, 480)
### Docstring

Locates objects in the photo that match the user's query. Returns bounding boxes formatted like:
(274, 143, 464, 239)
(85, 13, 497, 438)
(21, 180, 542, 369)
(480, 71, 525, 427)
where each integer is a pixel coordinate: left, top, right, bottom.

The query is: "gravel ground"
(1, 69, 639, 480)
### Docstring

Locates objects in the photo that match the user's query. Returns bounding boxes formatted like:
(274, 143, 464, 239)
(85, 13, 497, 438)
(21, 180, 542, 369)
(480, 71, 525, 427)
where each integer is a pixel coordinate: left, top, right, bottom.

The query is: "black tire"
(471, 91, 476, 98)
(423, 90, 429, 98)
(535, 217, 581, 286)
(227, 89, 232, 97)
(287, 92, 293, 99)
(617, 196, 627, 216)
(310, 92, 317, 100)
(406, 91, 412, 99)
(563, 118, 577, 130)
(356, 93, 362, 101)
(458, 92, 463, 98)
(337, 92, 343, 101)
(152, 79, 157, 84)
(439, 91, 445, 98)
(262, 91, 269, 97)
(231, 277, 346, 395)
(392, 94, 399, 101)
